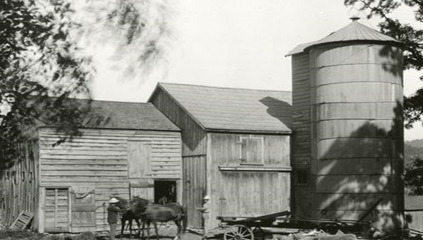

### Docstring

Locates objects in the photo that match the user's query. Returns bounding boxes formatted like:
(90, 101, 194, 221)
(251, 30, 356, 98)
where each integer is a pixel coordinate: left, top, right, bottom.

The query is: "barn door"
(183, 155, 207, 228)
(44, 188, 70, 232)
(128, 141, 154, 201)
(71, 190, 96, 232)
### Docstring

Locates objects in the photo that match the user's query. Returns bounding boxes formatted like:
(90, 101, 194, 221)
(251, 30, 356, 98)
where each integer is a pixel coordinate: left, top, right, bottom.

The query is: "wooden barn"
(0, 100, 182, 233)
(149, 83, 292, 229)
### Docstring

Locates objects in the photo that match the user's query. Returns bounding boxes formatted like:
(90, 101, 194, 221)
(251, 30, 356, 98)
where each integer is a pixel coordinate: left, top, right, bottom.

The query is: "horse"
(130, 197, 187, 240)
(115, 197, 145, 239)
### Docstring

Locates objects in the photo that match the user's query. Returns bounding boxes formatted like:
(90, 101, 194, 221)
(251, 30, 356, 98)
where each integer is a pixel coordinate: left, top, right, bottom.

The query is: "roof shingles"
(156, 83, 292, 133)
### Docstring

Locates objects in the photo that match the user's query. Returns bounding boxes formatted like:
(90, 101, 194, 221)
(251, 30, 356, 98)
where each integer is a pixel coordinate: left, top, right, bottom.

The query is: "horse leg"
(135, 218, 141, 237)
(145, 221, 151, 240)
(120, 219, 125, 239)
(129, 219, 133, 239)
(174, 220, 182, 240)
(153, 222, 159, 240)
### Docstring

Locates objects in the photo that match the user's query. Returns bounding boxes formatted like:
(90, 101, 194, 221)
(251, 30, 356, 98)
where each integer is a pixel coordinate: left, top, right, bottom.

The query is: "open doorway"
(154, 180, 176, 205)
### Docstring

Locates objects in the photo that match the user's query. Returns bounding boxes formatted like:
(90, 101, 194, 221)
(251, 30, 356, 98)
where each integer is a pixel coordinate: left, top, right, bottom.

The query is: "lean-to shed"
(0, 100, 182, 233)
(287, 17, 404, 230)
(149, 83, 292, 229)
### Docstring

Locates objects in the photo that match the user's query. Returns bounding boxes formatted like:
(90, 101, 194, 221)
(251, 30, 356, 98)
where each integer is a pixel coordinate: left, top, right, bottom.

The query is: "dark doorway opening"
(154, 180, 176, 205)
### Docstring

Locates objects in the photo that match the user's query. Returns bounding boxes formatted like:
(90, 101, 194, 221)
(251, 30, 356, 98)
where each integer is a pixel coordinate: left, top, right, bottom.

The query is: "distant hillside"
(406, 139, 423, 149)
(405, 139, 423, 165)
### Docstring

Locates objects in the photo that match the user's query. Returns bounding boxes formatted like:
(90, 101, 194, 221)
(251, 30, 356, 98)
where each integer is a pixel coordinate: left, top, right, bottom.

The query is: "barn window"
(238, 136, 264, 164)
(296, 169, 309, 185)
(154, 180, 177, 204)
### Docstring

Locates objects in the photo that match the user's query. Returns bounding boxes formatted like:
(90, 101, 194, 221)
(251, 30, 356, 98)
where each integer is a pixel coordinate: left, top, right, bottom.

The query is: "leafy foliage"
(405, 157, 423, 195)
(404, 141, 423, 195)
(344, 0, 423, 128)
(0, 0, 96, 162)
(0, 0, 171, 164)
(80, 0, 172, 78)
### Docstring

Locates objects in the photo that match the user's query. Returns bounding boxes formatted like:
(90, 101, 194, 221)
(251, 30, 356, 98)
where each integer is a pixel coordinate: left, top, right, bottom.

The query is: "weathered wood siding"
(291, 53, 312, 218)
(38, 128, 182, 233)
(309, 43, 404, 226)
(207, 133, 291, 228)
(150, 88, 207, 227)
(0, 142, 39, 229)
(150, 88, 207, 156)
(183, 155, 206, 228)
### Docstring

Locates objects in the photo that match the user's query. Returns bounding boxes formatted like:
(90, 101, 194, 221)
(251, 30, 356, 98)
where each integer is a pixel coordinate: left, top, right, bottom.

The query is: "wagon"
(213, 211, 371, 240)
(210, 198, 382, 240)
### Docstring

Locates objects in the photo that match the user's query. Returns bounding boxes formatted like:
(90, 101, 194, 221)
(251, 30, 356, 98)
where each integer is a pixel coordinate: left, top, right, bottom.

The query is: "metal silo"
(288, 17, 404, 230)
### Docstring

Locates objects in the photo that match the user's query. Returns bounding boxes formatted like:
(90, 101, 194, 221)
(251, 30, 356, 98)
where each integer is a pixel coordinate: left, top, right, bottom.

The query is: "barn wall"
(150, 88, 207, 155)
(291, 52, 312, 218)
(38, 128, 182, 233)
(0, 142, 39, 229)
(150, 88, 208, 227)
(207, 132, 291, 228)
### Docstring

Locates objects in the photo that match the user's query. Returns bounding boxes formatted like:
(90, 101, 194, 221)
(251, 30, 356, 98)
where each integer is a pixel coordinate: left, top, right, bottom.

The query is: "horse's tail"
(182, 207, 188, 234)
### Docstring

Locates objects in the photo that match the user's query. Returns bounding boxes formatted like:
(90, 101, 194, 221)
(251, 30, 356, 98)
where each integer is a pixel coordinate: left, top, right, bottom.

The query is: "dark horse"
(130, 197, 187, 240)
(115, 197, 148, 239)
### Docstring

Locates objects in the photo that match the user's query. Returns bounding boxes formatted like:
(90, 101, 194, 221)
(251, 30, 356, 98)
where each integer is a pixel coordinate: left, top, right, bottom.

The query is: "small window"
(154, 180, 177, 205)
(238, 136, 264, 165)
(296, 169, 309, 185)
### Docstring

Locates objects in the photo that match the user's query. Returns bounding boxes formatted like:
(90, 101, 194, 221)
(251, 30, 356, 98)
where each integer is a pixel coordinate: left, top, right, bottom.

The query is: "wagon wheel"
(252, 226, 265, 240)
(224, 225, 254, 240)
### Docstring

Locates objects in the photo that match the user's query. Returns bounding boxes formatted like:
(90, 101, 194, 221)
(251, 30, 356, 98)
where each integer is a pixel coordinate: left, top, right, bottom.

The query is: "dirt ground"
(106, 225, 204, 240)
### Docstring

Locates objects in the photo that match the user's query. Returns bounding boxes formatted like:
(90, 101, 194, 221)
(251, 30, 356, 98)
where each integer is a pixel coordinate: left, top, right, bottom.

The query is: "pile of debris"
(275, 229, 358, 240)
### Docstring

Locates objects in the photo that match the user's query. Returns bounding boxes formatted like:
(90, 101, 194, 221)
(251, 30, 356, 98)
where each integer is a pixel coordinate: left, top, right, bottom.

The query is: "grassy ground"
(0, 225, 203, 240)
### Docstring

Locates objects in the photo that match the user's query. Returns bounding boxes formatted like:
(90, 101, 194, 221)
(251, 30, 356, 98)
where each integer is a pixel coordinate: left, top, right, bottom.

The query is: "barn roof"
(85, 101, 180, 131)
(152, 83, 292, 133)
(286, 17, 402, 56)
(38, 100, 180, 131)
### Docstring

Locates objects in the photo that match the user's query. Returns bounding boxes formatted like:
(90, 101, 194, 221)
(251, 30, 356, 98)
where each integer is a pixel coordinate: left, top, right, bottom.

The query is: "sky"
(86, 0, 423, 141)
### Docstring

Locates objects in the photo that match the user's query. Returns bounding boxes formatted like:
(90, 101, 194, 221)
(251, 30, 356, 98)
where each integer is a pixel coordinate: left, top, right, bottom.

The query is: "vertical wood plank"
(38, 187, 45, 233)
(127, 141, 151, 178)
(54, 189, 58, 229)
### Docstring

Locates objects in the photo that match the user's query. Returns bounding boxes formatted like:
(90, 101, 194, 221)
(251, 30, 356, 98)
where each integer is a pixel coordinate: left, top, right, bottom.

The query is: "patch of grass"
(0, 230, 45, 239)
(0, 231, 102, 240)
(71, 232, 96, 240)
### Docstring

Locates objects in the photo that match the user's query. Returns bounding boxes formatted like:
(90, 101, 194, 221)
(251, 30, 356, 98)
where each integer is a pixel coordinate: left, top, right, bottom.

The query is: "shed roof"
(40, 100, 180, 131)
(287, 17, 402, 56)
(152, 83, 292, 133)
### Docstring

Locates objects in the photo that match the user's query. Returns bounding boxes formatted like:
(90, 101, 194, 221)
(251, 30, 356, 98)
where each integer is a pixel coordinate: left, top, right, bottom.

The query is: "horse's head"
(130, 197, 150, 215)
(114, 196, 129, 210)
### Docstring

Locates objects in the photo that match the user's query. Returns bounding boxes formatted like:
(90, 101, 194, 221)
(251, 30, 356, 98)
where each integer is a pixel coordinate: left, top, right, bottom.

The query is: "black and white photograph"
(1, 0, 423, 239)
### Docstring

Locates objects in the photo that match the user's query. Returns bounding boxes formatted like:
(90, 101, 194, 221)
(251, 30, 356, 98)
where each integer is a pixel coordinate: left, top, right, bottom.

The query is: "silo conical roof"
(286, 17, 402, 56)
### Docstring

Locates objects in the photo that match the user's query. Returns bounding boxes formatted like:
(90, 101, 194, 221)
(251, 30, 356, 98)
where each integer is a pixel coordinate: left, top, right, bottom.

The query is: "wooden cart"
(214, 211, 371, 240)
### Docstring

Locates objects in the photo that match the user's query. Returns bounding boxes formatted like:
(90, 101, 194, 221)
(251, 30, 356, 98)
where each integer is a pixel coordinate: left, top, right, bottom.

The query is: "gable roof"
(287, 17, 402, 56)
(152, 83, 292, 133)
(39, 100, 180, 131)
(85, 101, 180, 131)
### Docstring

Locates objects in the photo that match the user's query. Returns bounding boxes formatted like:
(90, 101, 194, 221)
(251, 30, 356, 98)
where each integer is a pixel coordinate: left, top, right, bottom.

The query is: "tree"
(344, 0, 423, 128)
(405, 157, 423, 195)
(0, 0, 171, 163)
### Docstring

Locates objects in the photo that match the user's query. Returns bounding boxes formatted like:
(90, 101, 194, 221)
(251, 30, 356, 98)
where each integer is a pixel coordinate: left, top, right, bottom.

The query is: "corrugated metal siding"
(291, 53, 312, 218)
(309, 43, 404, 225)
(208, 133, 291, 228)
(38, 128, 182, 232)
